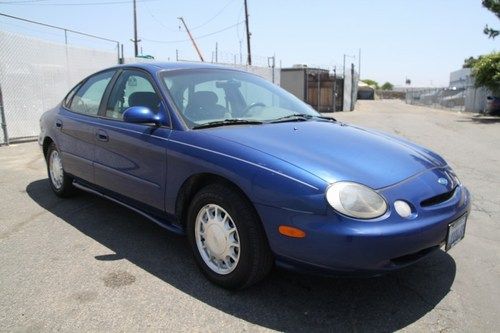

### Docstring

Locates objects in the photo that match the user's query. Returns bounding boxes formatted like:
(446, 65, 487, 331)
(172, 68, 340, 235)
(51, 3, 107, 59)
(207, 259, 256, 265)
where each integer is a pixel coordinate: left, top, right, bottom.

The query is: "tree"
(463, 56, 482, 68)
(361, 79, 379, 89)
(471, 52, 500, 92)
(482, 0, 500, 38)
(381, 82, 394, 90)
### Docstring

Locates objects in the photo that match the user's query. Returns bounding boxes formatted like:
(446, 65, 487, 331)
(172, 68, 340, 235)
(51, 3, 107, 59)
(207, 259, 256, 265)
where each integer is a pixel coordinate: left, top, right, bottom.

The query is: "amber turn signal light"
(278, 225, 306, 238)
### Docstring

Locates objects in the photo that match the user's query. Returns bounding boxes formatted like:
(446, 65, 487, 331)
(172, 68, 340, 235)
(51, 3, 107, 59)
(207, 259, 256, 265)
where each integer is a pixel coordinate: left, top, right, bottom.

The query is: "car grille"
(420, 187, 457, 207)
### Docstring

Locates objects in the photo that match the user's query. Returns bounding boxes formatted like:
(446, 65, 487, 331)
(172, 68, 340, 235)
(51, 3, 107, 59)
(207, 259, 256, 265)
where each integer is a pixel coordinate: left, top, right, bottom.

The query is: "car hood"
(203, 120, 447, 189)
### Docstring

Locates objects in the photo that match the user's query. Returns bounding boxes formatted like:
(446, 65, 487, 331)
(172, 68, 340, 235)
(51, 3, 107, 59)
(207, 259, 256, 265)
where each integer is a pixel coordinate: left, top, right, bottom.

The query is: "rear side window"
(63, 83, 82, 108)
(70, 71, 114, 115)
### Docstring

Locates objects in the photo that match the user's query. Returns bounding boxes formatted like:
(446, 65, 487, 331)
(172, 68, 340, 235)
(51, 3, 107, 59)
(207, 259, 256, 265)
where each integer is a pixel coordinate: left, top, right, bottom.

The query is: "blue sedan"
(39, 62, 470, 289)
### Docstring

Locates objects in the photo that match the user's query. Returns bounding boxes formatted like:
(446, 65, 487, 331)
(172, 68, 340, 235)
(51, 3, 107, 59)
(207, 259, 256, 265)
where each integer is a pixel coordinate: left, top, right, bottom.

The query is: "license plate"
(446, 214, 467, 251)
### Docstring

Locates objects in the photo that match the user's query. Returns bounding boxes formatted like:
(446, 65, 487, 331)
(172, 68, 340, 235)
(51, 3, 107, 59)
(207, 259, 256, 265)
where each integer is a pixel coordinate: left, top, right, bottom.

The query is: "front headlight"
(326, 182, 387, 219)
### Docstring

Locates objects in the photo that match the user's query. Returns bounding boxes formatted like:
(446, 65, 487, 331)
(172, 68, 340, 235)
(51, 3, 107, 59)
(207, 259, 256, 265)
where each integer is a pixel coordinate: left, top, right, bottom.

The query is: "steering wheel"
(241, 102, 265, 116)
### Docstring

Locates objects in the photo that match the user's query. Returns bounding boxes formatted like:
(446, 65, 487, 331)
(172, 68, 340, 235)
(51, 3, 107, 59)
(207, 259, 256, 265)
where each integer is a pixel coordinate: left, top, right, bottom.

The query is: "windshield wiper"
(315, 115, 336, 121)
(268, 113, 336, 123)
(192, 119, 263, 129)
(268, 113, 312, 123)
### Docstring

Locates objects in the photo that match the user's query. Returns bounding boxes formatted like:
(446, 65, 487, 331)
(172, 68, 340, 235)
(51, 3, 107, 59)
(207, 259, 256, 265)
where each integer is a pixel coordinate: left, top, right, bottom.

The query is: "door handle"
(55, 119, 63, 129)
(96, 129, 109, 142)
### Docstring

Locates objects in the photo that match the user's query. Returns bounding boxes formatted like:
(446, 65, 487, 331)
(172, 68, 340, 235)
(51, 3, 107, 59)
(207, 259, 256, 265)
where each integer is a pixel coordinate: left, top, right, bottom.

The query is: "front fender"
(164, 130, 328, 216)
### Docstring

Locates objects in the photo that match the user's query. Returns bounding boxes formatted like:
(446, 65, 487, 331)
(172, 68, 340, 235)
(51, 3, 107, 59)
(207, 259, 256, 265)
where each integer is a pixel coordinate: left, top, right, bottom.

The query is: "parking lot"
(0, 100, 499, 332)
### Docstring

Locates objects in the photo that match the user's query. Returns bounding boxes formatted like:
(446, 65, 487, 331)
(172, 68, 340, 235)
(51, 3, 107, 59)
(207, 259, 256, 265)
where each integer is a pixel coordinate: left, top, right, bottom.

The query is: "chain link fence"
(406, 85, 491, 113)
(175, 49, 280, 85)
(0, 18, 279, 145)
(406, 87, 466, 111)
(0, 30, 119, 144)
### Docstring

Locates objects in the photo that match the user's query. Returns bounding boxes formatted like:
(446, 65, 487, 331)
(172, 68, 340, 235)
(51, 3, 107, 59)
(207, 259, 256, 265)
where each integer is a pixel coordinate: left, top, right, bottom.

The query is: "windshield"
(160, 69, 320, 129)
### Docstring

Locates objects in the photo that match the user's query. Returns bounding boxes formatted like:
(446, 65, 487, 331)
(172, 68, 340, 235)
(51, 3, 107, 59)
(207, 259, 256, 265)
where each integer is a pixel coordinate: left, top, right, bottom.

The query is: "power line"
(0, 12, 119, 43)
(190, 0, 235, 30)
(236, 2, 243, 41)
(143, 1, 179, 33)
(142, 21, 244, 44)
(0, 0, 50, 4)
(143, 0, 236, 34)
(0, 0, 160, 6)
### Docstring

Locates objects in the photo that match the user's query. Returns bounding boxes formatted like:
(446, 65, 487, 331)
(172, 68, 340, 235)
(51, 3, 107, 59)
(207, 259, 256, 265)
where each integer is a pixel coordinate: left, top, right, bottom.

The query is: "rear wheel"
(187, 183, 273, 289)
(46, 142, 75, 197)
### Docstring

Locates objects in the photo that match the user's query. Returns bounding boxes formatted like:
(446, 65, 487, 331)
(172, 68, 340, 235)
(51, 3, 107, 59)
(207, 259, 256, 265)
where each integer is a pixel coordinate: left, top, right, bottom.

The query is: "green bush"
(381, 82, 394, 91)
(472, 52, 500, 92)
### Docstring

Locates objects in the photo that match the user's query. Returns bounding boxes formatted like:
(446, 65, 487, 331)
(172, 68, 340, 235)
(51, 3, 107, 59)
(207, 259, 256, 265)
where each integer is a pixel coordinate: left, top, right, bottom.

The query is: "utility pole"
(244, 0, 252, 65)
(215, 42, 218, 63)
(343, 54, 346, 78)
(267, 55, 275, 83)
(133, 0, 139, 57)
(178, 17, 205, 62)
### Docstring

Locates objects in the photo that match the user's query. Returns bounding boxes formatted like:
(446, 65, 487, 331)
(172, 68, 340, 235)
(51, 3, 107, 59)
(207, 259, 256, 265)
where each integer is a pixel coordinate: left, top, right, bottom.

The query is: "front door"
(93, 69, 170, 212)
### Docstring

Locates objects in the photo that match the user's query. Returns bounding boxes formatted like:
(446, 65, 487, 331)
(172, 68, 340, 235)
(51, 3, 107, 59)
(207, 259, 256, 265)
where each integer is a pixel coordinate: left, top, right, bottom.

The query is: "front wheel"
(187, 183, 273, 289)
(46, 142, 75, 197)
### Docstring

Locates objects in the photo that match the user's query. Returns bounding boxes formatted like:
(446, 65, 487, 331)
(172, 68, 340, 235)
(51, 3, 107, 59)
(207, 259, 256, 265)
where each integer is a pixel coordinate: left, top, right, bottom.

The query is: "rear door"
(57, 70, 116, 183)
(93, 69, 170, 212)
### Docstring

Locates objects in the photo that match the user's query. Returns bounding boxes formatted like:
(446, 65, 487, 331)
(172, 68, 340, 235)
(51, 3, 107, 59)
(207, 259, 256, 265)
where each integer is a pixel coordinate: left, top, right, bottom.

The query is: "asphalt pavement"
(0, 100, 498, 332)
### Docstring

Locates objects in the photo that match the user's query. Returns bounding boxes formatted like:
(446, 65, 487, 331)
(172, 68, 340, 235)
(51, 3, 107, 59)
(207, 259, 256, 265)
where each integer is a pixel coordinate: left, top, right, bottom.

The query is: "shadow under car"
(26, 179, 457, 332)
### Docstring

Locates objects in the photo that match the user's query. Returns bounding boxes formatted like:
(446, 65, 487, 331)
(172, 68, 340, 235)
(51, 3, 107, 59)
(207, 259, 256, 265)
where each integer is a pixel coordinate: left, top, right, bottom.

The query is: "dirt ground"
(0, 100, 498, 332)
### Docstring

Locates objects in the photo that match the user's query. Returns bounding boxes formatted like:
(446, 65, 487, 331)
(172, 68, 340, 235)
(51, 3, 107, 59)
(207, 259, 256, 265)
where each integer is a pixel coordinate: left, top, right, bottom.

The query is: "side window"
(105, 70, 160, 120)
(70, 71, 114, 115)
(63, 82, 82, 108)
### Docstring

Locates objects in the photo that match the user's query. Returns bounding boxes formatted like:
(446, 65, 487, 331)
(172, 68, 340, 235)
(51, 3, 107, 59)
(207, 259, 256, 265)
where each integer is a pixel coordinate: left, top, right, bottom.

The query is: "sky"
(0, 0, 498, 87)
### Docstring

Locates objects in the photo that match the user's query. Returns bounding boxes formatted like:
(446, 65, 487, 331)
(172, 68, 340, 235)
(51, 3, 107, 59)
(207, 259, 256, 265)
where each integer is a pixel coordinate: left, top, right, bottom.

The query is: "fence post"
(350, 63, 355, 111)
(317, 71, 321, 111)
(267, 56, 275, 84)
(0, 84, 9, 145)
(332, 68, 337, 112)
(120, 43, 124, 64)
(116, 42, 121, 64)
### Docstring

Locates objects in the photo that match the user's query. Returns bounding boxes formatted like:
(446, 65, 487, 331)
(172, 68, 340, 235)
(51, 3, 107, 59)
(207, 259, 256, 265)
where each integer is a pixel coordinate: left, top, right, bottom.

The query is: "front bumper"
(255, 182, 471, 275)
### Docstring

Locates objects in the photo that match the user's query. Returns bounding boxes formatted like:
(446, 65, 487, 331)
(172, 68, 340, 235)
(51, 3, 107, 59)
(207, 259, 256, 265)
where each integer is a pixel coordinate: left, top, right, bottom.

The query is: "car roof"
(110, 61, 244, 73)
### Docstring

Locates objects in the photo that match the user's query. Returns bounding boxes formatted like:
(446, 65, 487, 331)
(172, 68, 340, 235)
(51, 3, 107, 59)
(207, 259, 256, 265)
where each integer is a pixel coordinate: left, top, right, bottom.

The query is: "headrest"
(128, 92, 160, 110)
(190, 91, 218, 106)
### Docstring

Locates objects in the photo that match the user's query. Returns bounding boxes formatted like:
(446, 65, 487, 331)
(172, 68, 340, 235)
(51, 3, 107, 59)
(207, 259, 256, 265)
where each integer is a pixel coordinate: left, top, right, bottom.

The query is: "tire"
(187, 183, 273, 289)
(45, 142, 75, 197)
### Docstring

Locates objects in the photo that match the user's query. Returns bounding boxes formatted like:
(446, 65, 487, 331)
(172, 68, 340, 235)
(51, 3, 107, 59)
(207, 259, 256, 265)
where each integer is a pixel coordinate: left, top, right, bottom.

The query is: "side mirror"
(123, 106, 160, 126)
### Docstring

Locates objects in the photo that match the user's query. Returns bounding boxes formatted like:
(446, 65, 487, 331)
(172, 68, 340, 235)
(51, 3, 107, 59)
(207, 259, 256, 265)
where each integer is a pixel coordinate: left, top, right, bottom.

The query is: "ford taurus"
(39, 63, 470, 289)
